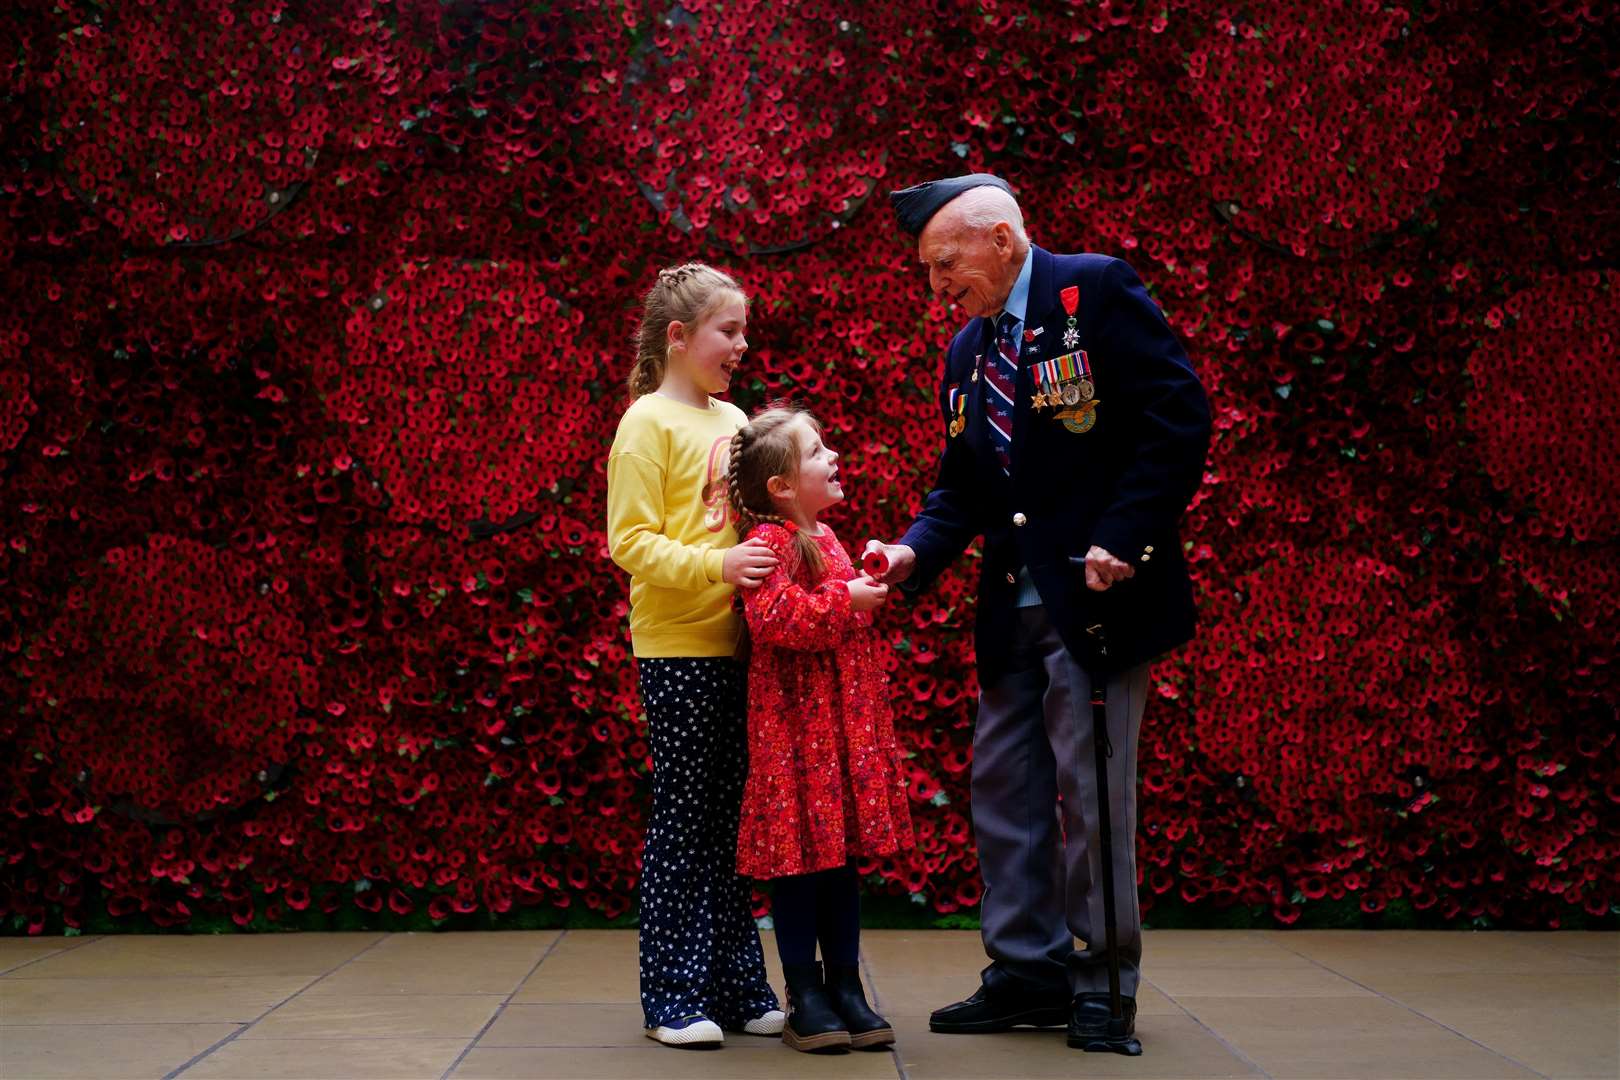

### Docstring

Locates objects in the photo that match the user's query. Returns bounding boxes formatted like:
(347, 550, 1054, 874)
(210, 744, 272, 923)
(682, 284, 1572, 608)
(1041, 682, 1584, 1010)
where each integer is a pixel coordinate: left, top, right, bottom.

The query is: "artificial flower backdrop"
(2, 0, 1615, 934)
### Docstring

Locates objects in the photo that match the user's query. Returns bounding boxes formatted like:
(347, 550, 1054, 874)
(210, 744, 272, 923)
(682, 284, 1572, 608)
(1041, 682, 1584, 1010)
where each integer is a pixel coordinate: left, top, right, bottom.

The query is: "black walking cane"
(1073, 605, 1144, 1056)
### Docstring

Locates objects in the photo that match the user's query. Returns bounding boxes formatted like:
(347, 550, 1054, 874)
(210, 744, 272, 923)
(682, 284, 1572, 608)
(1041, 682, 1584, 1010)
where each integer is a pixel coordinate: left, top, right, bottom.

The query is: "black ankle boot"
(823, 963, 895, 1050)
(781, 962, 852, 1053)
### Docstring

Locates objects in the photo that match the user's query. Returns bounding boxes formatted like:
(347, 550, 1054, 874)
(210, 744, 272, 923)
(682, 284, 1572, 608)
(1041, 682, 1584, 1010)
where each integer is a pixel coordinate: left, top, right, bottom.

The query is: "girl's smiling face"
(669, 291, 748, 396)
(772, 415, 843, 519)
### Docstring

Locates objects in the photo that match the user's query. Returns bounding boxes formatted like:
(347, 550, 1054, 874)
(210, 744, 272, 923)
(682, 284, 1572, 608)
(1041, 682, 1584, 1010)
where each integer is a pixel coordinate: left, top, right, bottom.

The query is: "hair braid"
(726, 404, 826, 579)
(727, 429, 751, 534)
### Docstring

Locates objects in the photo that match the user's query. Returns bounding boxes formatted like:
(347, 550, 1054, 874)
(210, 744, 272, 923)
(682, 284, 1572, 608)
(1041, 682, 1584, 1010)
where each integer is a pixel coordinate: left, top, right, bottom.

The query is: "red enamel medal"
(1060, 285, 1079, 316)
(1061, 285, 1081, 349)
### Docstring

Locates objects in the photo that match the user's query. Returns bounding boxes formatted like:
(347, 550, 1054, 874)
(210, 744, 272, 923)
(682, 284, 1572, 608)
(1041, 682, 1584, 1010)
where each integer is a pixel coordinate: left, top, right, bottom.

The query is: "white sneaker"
(740, 1008, 786, 1035)
(646, 1015, 724, 1048)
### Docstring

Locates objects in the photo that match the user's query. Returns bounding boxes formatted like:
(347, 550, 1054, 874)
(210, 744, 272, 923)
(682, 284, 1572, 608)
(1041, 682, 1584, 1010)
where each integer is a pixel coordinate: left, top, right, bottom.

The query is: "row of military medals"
(1035, 286, 1099, 434)
(1032, 354, 1094, 409)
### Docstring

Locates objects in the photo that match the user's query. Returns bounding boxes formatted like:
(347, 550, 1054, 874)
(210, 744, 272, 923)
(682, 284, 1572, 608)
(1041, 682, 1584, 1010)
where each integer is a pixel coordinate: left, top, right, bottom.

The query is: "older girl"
(607, 264, 783, 1048)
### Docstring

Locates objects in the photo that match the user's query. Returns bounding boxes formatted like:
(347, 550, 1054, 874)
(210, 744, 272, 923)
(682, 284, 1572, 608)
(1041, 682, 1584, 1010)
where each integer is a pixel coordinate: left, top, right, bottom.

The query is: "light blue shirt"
(1000, 245, 1034, 341)
(990, 248, 1044, 608)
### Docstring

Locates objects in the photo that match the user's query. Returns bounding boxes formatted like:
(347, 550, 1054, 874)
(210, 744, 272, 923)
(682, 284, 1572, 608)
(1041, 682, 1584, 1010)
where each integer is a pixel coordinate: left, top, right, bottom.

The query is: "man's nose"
(928, 267, 944, 294)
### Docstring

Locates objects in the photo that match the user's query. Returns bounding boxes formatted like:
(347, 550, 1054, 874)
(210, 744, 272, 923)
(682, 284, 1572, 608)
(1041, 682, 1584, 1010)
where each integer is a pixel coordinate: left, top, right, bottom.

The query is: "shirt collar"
(996, 246, 1034, 328)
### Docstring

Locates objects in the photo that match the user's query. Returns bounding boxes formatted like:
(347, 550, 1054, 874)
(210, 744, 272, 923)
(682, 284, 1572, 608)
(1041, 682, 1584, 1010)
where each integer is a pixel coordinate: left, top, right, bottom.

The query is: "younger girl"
(726, 406, 915, 1053)
(607, 264, 783, 1048)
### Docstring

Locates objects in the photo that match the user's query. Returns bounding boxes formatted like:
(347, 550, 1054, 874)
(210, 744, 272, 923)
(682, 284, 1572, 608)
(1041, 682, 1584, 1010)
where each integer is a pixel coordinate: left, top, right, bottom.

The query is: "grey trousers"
(973, 603, 1150, 997)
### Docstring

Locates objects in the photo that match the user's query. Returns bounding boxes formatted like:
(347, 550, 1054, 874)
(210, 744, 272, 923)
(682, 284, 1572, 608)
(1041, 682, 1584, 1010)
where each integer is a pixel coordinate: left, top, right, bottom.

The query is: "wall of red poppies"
(3, 1, 1616, 934)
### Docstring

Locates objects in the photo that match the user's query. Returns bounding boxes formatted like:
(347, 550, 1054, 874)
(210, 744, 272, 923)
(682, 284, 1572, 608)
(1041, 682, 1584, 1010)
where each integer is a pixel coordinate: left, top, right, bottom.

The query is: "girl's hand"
(724, 538, 778, 588)
(847, 576, 890, 612)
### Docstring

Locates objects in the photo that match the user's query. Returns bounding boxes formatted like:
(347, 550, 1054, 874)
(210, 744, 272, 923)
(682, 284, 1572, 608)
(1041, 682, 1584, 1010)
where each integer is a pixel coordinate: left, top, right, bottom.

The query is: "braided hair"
(629, 263, 747, 398)
(727, 405, 826, 580)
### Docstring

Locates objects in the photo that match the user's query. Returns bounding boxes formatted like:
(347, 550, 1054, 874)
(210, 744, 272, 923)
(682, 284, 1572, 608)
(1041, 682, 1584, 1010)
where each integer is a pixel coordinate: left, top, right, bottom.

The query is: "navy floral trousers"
(636, 657, 778, 1029)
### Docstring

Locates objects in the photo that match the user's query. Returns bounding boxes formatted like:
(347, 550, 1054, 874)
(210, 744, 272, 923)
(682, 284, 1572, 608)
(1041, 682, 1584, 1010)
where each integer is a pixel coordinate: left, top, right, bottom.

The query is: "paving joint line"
(859, 946, 909, 1080)
(0, 934, 109, 977)
(1268, 936, 1552, 1080)
(1141, 969, 1275, 1080)
(439, 927, 568, 1080)
(162, 932, 392, 1079)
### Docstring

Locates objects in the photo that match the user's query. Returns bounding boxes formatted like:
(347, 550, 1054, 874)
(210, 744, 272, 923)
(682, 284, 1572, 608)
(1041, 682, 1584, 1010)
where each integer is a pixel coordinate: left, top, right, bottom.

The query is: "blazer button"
(1140, 552, 1152, 563)
(1005, 572, 1016, 585)
(1012, 512, 1027, 527)
(1144, 545, 1155, 554)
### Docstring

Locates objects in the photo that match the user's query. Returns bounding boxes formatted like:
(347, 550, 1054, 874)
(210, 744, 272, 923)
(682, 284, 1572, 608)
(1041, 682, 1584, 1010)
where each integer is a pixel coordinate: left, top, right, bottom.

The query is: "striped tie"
(984, 311, 1020, 475)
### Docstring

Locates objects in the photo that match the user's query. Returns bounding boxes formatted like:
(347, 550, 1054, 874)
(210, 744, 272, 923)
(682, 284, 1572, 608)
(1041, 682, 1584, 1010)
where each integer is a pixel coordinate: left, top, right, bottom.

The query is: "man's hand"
(847, 576, 890, 612)
(861, 541, 916, 586)
(1084, 545, 1135, 592)
(723, 538, 778, 589)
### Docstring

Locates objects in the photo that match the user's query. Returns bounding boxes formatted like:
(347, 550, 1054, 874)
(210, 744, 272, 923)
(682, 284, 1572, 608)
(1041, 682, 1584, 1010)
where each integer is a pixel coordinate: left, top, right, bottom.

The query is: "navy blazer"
(899, 245, 1211, 680)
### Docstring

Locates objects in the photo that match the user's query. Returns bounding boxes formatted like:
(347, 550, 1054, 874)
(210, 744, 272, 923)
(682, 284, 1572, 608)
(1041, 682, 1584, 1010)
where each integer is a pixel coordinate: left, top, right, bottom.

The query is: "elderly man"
(864, 174, 1210, 1048)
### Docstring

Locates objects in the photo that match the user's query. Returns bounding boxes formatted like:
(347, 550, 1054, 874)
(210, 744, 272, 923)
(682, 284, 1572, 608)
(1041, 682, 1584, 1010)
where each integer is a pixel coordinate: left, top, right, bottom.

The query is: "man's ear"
(991, 221, 1014, 256)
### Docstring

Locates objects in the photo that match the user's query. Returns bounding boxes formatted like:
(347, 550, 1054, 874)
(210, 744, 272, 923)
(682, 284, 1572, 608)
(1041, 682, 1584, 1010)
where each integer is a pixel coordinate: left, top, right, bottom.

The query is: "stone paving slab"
(0, 929, 1611, 1079)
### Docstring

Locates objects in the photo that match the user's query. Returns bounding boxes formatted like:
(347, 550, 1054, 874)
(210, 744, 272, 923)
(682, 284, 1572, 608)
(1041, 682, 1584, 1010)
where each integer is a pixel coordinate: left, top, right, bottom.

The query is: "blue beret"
(888, 173, 1015, 236)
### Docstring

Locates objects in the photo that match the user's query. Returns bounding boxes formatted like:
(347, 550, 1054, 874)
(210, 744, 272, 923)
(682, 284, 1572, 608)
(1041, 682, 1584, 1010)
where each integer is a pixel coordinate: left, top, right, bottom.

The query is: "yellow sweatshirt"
(606, 392, 747, 658)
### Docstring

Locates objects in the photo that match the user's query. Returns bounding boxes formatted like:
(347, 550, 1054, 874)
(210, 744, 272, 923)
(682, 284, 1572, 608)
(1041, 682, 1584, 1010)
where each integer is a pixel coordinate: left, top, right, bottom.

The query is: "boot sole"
(929, 1006, 1069, 1034)
(783, 1028, 853, 1053)
(1069, 1032, 1143, 1055)
(849, 1026, 896, 1050)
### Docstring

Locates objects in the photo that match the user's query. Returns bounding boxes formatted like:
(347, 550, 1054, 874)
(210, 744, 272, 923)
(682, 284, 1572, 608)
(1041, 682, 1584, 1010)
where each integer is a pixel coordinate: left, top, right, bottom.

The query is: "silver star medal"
(1062, 324, 1080, 350)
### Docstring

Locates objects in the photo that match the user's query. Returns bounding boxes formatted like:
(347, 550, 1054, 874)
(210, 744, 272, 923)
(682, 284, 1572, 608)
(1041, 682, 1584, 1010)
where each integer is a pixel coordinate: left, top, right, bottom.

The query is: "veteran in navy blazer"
(865, 175, 1210, 1048)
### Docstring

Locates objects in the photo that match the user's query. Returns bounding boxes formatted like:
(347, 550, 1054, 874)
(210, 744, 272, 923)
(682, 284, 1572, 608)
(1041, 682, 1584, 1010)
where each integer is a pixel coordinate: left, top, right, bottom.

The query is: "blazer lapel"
(970, 314, 996, 440)
(1010, 245, 1055, 476)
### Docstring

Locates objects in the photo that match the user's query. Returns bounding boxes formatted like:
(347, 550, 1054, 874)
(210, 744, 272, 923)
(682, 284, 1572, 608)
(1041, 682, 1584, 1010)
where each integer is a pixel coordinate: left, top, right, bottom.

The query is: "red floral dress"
(735, 521, 914, 879)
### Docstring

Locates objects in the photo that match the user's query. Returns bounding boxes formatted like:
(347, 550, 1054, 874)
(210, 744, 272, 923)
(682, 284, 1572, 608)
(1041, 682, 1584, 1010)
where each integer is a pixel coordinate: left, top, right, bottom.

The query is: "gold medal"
(948, 417, 963, 437)
(1032, 390, 1048, 410)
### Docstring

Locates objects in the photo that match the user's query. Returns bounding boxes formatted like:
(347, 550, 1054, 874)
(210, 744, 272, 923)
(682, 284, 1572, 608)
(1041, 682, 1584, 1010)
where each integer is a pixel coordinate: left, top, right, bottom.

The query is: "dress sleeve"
(744, 525, 859, 652)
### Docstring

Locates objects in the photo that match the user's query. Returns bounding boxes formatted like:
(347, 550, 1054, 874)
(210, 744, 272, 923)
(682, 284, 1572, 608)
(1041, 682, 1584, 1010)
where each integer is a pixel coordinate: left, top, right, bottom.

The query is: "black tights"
(770, 864, 860, 967)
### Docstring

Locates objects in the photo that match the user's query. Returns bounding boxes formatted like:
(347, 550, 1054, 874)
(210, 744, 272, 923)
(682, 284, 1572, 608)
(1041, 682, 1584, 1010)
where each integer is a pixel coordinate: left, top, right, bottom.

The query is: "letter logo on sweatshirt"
(702, 434, 735, 533)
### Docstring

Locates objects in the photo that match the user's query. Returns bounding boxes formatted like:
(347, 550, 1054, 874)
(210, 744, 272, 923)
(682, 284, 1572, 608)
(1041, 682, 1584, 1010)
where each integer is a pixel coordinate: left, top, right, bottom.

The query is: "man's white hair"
(951, 186, 1028, 245)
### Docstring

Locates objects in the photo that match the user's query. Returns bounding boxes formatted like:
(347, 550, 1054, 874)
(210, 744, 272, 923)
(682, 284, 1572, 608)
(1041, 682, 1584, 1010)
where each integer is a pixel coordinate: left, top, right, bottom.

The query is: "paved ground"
(0, 929, 1614, 1079)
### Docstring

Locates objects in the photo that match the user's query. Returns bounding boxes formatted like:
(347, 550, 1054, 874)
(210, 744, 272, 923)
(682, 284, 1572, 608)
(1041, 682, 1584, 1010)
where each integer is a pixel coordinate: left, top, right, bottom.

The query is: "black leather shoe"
(929, 981, 1070, 1034)
(1067, 992, 1137, 1045)
(781, 962, 852, 1053)
(823, 963, 894, 1050)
